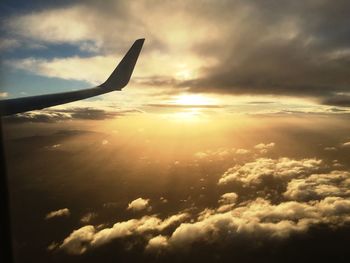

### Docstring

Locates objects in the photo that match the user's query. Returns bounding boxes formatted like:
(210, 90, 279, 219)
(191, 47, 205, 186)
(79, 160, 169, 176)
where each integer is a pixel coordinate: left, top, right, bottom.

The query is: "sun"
(164, 94, 219, 122)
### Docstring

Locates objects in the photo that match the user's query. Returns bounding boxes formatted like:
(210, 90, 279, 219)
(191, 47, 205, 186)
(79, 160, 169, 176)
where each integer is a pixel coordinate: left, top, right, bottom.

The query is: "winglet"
(100, 38, 145, 90)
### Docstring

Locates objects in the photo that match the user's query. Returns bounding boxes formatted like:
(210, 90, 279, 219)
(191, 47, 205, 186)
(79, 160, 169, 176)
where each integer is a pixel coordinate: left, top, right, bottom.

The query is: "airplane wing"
(0, 38, 145, 116)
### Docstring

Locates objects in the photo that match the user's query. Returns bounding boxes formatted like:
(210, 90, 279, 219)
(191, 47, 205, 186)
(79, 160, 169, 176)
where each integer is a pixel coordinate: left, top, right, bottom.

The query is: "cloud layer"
(55, 149, 350, 256)
(3, 1, 350, 106)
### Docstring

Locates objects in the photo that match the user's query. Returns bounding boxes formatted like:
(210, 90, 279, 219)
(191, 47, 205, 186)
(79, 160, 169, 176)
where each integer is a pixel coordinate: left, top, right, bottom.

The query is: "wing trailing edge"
(0, 38, 145, 116)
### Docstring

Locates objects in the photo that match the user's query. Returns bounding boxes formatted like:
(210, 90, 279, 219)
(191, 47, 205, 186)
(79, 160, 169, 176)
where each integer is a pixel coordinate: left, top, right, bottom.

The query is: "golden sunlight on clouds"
(3, 1, 350, 262)
(165, 109, 203, 122)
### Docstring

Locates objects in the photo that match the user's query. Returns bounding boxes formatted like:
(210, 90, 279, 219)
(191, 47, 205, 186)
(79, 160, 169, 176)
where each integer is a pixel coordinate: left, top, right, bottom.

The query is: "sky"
(1, 1, 350, 263)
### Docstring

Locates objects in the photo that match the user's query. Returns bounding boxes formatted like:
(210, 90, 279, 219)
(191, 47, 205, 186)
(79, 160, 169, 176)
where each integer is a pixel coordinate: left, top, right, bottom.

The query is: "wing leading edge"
(0, 38, 145, 116)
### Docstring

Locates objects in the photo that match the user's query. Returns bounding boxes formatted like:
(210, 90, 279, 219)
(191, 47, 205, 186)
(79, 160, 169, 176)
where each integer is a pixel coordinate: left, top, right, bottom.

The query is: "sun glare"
(163, 94, 219, 121)
(168, 109, 203, 122)
(172, 94, 217, 106)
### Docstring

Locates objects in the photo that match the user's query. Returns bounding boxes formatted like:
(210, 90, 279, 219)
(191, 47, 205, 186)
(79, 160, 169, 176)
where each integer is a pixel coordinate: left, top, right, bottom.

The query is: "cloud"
(146, 235, 169, 251)
(254, 142, 275, 154)
(4, 111, 71, 123)
(0, 38, 20, 51)
(59, 225, 95, 254)
(217, 192, 239, 212)
(58, 193, 350, 254)
(80, 212, 97, 224)
(127, 198, 150, 212)
(284, 171, 350, 201)
(324, 146, 337, 151)
(63, 107, 123, 120)
(218, 192, 238, 205)
(160, 197, 168, 204)
(194, 147, 251, 161)
(0, 92, 9, 98)
(4, 1, 350, 106)
(45, 208, 70, 220)
(6, 5, 95, 44)
(6, 56, 118, 85)
(178, 1, 350, 105)
(53, 147, 350, 256)
(3, 2, 154, 53)
(3, 107, 129, 123)
(342, 142, 350, 147)
(218, 157, 323, 186)
(235, 148, 250, 155)
(322, 95, 350, 107)
(59, 213, 189, 255)
(150, 196, 350, 251)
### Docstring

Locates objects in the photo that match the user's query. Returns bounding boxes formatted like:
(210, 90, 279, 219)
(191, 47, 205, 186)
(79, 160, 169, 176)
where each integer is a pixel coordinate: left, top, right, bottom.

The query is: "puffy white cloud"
(80, 212, 97, 224)
(5, 5, 102, 46)
(59, 225, 95, 254)
(127, 198, 151, 212)
(217, 193, 238, 212)
(57, 160, 350, 255)
(159, 213, 190, 230)
(218, 157, 322, 186)
(55, 151, 350, 255)
(7, 55, 118, 85)
(59, 213, 189, 254)
(45, 208, 70, 219)
(158, 196, 350, 250)
(146, 235, 169, 251)
(219, 192, 238, 204)
(218, 193, 238, 206)
(235, 148, 250, 155)
(284, 171, 350, 201)
(254, 142, 275, 154)
(342, 142, 350, 147)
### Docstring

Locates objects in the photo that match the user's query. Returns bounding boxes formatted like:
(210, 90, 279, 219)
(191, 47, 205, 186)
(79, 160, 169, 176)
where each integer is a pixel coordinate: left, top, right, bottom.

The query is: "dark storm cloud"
(179, 0, 350, 105)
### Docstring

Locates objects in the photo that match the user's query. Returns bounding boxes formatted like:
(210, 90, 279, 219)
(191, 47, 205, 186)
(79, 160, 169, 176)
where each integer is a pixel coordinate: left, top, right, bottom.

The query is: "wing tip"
(100, 38, 145, 90)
